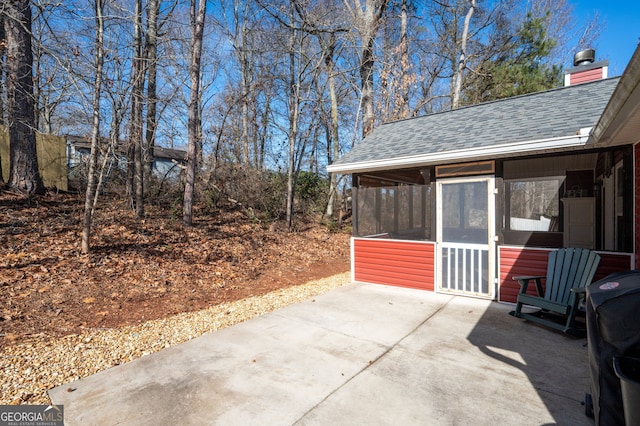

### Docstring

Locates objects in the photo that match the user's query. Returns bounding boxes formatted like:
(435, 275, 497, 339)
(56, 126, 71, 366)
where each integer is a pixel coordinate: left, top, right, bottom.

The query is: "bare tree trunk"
(5, 0, 45, 195)
(144, 0, 160, 189)
(324, 35, 339, 219)
(451, 0, 475, 109)
(131, 0, 145, 218)
(229, 0, 252, 167)
(183, 0, 206, 227)
(0, 15, 4, 183)
(257, 89, 270, 170)
(343, 0, 388, 138)
(285, 15, 299, 230)
(81, 0, 104, 254)
(126, 143, 134, 207)
(359, 33, 375, 138)
(103, 98, 122, 197)
(0, 15, 5, 131)
(32, 27, 41, 133)
(240, 26, 250, 167)
(399, 0, 409, 118)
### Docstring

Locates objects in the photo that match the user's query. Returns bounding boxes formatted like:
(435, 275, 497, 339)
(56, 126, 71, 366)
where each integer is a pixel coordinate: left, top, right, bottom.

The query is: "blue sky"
(572, 1, 639, 75)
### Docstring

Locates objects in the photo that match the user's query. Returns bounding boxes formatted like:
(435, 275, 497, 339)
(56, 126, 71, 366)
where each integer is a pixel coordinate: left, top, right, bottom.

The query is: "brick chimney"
(564, 49, 609, 86)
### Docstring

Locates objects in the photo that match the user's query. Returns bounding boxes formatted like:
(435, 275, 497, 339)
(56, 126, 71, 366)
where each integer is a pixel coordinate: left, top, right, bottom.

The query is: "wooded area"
(0, 0, 599, 250)
(0, 191, 350, 343)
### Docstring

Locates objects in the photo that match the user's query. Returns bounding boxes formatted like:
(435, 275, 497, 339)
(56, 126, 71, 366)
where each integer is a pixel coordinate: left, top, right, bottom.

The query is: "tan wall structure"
(0, 125, 68, 191)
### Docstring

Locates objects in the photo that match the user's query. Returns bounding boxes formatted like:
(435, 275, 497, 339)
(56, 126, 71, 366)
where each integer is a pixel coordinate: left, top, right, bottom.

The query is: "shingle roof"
(329, 77, 620, 173)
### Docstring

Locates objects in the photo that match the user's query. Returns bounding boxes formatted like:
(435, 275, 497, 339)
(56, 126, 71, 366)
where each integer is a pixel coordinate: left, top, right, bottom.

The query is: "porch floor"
(50, 282, 593, 425)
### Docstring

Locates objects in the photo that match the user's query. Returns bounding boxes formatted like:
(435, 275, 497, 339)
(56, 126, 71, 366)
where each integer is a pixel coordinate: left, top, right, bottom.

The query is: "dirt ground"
(0, 190, 351, 346)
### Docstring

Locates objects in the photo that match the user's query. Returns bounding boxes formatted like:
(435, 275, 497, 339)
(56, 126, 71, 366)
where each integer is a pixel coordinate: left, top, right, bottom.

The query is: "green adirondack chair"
(509, 247, 601, 335)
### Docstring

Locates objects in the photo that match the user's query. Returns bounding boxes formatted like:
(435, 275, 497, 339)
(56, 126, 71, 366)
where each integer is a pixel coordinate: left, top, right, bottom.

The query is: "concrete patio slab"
(49, 283, 592, 425)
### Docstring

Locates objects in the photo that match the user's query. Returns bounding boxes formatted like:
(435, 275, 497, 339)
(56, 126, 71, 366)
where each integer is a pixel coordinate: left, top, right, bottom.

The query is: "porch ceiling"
(591, 45, 640, 147)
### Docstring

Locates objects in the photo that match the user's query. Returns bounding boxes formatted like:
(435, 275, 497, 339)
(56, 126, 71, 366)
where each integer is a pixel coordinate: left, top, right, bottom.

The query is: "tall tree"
(343, 0, 389, 138)
(284, 1, 301, 229)
(0, 13, 5, 183)
(236, 0, 252, 167)
(398, 0, 410, 118)
(378, 0, 416, 122)
(451, 0, 475, 109)
(0, 13, 6, 127)
(4, 0, 45, 194)
(465, 13, 562, 104)
(31, 2, 71, 134)
(260, 0, 327, 227)
(81, 0, 105, 254)
(288, 0, 347, 219)
(221, 0, 270, 168)
(183, 0, 207, 226)
(129, 0, 145, 217)
(322, 32, 341, 219)
(143, 0, 160, 186)
(424, 0, 508, 110)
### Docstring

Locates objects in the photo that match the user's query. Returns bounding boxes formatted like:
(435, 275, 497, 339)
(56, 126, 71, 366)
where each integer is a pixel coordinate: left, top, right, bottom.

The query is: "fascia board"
(591, 50, 640, 146)
(327, 134, 591, 174)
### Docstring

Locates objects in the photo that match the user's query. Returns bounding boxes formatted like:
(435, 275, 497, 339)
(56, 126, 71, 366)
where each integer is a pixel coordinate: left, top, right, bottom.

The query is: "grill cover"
(587, 270, 640, 425)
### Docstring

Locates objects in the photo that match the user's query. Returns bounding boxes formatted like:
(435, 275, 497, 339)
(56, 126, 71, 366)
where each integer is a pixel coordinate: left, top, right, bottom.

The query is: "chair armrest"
(512, 275, 545, 297)
(512, 275, 545, 281)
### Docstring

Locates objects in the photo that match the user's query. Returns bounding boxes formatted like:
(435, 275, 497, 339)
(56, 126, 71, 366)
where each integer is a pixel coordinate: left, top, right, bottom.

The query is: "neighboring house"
(328, 48, 640, 303)
(66, 135, 186, 181)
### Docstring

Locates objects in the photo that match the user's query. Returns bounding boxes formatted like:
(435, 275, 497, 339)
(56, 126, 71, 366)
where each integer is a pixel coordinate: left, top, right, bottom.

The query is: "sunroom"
(329, 58, 637, 303)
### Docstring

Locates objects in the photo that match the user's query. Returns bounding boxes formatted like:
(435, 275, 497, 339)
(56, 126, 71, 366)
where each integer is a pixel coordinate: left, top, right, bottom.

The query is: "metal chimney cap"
(574, 49, 596, 66)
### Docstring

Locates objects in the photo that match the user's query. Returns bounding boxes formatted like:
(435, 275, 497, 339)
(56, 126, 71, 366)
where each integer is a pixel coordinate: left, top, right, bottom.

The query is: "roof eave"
(327, 133, 592, 174)
(591, 46, 640, 147)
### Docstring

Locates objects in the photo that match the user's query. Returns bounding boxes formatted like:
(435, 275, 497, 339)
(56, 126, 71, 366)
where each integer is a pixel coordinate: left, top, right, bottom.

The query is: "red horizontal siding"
(499, 247, 551, 303)
(593, 253, 634, 280)
(353, 238, 435, 291)
(498, 247, 633, 303)
(569, 67, 605, 85)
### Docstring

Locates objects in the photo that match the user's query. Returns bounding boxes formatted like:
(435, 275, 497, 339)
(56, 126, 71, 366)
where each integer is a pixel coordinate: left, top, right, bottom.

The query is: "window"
(354, 184, 431, 240)
(507, 177, 563, 232)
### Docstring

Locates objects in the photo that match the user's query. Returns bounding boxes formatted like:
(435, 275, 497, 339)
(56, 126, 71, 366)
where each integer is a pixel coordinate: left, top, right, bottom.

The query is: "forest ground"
(0, 190, 351, 346)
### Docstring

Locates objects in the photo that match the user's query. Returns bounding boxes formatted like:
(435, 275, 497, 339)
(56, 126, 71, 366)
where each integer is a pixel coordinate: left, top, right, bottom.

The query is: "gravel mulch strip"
(1, 272, 350, 405)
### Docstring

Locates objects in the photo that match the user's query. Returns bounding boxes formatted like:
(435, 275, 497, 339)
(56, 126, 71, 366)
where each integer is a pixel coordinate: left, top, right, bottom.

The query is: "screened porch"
(349, 147, 635, 302)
